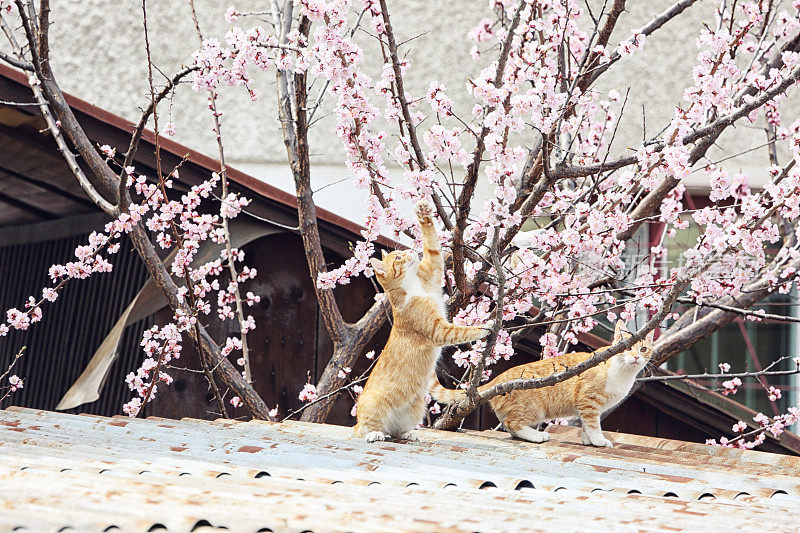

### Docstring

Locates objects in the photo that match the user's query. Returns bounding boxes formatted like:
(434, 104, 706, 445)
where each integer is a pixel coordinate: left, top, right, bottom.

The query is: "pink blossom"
(224, 5, 238, 24)
(8, 375, 23, 392)
(732, 421, 747, 432)
(99, 144, 116, 158)
(299, 383, 318, 402)
(768, 386, 782, 402)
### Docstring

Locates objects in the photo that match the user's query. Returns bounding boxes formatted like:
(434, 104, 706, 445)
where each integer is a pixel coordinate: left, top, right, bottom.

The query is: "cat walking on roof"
(354, 201, 493, 443)
(431, 321, 653, 447)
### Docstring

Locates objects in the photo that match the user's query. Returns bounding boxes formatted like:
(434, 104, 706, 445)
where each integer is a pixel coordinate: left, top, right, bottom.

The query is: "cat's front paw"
(480, 319, 496, 337)
(364, 431, 389, 443)
(414, 201, 435, 225)
(583, 432, 613, 448)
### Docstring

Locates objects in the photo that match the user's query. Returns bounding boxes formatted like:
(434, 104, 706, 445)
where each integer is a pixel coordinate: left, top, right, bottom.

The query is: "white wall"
(4, 1, 794, 221)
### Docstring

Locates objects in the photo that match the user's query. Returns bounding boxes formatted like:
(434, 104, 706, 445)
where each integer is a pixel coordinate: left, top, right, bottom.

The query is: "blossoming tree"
(3, 0, 800, 448)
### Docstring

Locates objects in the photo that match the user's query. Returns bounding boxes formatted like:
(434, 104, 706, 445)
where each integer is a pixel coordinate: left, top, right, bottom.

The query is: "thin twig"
(187, 0, 253, 386)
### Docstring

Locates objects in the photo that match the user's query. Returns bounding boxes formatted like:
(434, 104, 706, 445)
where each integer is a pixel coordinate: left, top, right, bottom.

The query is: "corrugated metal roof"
(1, 406, 798, 532)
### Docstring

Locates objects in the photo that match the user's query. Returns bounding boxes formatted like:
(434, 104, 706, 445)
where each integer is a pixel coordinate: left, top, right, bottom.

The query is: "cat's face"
(369, 250, 420, 289)
(613, 321, 654, 369)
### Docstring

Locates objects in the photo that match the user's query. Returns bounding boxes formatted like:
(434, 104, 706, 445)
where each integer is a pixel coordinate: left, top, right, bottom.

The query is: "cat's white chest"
(434, 290, 446, 316)
(400, 274, 427, 303)
(602, 371, 637, 410)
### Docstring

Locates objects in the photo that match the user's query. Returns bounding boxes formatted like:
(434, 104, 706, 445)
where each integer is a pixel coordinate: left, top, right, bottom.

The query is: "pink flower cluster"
(123, 323, 183, 416)
(8, 375, 22, 392)
(299, 383, 318, 402)
(721, 377, 742, 396)
(710, 406, 800, 449)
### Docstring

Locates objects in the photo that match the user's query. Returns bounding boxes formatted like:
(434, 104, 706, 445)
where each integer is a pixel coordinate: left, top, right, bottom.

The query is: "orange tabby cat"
(354, 201, 493, 442)
(431, 321, 653, 447)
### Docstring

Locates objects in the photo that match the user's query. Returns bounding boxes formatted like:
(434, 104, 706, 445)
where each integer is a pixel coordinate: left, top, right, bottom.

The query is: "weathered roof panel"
(1, 406, 798, 532)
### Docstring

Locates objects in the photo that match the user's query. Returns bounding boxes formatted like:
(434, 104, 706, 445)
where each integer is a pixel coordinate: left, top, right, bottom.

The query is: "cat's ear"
(613, 320, 626, 343)
(370, 257, 386, 276)
(645, 329, 655, 344)
(381, 249, 388, 259)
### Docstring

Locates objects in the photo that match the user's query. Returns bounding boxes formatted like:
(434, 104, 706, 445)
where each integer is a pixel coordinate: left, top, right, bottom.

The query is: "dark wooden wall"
(148, 232, 390, 426)
(0, 230, 151, 415)
(603, 395, 711, 443)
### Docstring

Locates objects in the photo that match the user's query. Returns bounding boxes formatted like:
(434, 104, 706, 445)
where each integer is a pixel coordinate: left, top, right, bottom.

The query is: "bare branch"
(186, 0, 254, 386)
(451, 1, 526, 297)
(121, 65, 198, 171)
(377, 0, 452, 230)
(638, 365, 800, 383)
(0, 49, 33, 70)
(580, 0, 700, 88)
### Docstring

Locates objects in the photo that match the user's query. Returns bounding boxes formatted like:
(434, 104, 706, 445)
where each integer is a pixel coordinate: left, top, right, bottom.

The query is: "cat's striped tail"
(429, 382, 468, 405)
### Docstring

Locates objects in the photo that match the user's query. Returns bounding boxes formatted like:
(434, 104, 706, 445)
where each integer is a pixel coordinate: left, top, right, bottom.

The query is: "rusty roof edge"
(0, 63, 399, 249)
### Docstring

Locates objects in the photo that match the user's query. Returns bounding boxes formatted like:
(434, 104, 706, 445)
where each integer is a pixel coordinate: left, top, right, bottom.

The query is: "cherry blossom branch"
(0, 347, 25, 405)
(263, 8, 390, 422)
(307, 8, 365, 123)
(676, 296, 800, 324)
(282, 375, 368, 422)
(579, 0, 700, 89)
(574, 0, 627, 93)
(465, 227, 504, 401)
(6, 2, 273, 420)
(140, 1, 229, 418)
(187, 0, 253, 385)
(555, 58, 800, 183)
(0, 346, 25, 389)
(376, 0, 451, 230)
(451, 0, 526, 297)
(655, 250, 800, 366)
(638, 363, 800, 382)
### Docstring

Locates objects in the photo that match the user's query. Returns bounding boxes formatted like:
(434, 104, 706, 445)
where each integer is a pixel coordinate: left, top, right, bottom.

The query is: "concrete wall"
(6, 1, 794, 220)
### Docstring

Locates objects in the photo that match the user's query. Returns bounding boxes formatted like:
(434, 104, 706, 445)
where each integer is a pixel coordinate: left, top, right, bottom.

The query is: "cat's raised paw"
(414, 201, 435, 224)
(364, 431, 389, 443)
(477, 320, 495, 339)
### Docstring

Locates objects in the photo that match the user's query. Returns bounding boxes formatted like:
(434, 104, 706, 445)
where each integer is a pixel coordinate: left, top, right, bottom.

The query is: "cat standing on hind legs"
(431, 321, 653, 447)
(354, 200, 493, 443)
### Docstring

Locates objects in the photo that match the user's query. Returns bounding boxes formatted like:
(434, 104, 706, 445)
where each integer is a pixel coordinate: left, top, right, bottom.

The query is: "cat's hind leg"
(390, 396, 427, 441)
(354, 391, 392, 443)
(503, 416, 550, 443)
